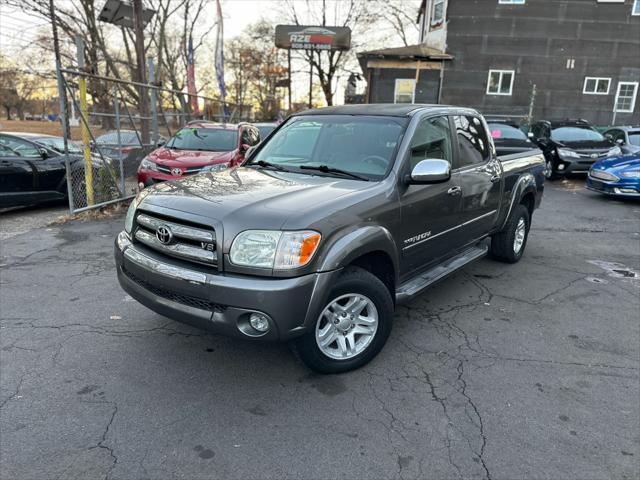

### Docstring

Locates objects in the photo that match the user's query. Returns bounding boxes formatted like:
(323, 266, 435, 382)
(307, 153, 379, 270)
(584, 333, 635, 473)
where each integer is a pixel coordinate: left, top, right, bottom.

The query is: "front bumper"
(115, 232, 339, 341)
(586, 176, 640, 197)
(556, 157, 599, 175)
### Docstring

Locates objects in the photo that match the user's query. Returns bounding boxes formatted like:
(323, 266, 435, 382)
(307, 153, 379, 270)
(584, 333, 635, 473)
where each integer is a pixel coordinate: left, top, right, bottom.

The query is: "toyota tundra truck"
(115, 104, 545, 373)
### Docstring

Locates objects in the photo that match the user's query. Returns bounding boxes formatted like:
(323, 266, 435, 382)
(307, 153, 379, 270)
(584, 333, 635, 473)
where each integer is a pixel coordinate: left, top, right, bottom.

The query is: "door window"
(0, 135, 41, 157)
(452, 115, 490, 168)
(605, 129, 625, 143)
(409, 116, 453, 170)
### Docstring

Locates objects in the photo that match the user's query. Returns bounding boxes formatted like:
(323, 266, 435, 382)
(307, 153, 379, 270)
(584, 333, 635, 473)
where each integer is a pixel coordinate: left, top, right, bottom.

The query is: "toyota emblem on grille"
(156, 225, 173, 244)
(590, 153, 598, 159)
(171, 167, 183, 176)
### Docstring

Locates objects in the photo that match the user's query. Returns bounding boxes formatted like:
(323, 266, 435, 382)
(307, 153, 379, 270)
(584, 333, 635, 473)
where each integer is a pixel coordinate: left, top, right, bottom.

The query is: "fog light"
(138, 182, 145, 191)
(249, 313, 270, 332)
(558, 164, 566, 171)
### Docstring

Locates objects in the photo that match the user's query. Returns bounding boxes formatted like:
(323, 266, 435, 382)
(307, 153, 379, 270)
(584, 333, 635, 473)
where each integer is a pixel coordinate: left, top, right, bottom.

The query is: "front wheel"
(544, 158, 559, 180)
(490, 204, 530, 263)
(294, 267, 394, 374)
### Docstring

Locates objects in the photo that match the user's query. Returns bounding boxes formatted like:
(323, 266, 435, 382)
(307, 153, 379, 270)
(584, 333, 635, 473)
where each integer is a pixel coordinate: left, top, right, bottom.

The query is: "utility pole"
(287, 50, 292, 113)
(133, 0, 150, 145)
(49, 0, 69, 142)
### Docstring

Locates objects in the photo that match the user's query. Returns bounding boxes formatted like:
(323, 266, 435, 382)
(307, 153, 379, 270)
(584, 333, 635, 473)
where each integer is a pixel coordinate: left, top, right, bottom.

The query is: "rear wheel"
(490, 204, 530, 263)
(294, 267, 394, 374)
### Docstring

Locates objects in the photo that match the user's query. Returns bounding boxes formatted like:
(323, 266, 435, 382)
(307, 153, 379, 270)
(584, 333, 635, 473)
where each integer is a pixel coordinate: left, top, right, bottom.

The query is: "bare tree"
(281, 0, 376, 106)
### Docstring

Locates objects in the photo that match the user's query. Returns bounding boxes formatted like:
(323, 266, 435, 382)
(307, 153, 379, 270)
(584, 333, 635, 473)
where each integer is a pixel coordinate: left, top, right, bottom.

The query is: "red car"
(137, 122, 261, 188)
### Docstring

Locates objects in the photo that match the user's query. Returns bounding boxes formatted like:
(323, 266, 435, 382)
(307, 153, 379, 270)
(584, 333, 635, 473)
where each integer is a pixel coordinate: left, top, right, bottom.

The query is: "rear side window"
(453, 115, 490, 168)
(0, 135, 41, 157)
(409, 116, 453, 170)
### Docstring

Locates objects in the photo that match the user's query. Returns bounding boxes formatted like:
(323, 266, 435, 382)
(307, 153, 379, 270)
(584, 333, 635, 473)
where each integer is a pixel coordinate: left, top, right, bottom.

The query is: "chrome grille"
(156, 165, 202, 176)
(134, 212, 217, 266)
(589, 169, 619, 182)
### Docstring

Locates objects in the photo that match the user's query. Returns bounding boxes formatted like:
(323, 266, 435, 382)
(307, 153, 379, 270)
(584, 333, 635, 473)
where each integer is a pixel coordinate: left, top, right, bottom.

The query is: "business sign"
(275, 25, 351, 51)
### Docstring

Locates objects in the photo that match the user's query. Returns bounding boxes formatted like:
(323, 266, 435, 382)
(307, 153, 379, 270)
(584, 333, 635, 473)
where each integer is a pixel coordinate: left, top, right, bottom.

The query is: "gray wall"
(439, 0, 640, 125)
(368, 68, 441, 104)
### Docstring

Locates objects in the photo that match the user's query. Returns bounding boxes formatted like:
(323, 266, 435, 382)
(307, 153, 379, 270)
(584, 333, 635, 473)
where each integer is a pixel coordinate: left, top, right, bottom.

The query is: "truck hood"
(148, 146, 235, 166)
(139, 166, 376, 228)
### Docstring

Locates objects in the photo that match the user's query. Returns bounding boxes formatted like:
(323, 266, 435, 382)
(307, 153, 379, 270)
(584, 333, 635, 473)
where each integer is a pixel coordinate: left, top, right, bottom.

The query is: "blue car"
(587, 152, 640, 198)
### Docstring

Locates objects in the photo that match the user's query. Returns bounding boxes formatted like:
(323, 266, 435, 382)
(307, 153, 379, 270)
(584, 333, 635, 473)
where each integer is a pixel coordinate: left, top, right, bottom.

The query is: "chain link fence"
(58, 67, 249, 213)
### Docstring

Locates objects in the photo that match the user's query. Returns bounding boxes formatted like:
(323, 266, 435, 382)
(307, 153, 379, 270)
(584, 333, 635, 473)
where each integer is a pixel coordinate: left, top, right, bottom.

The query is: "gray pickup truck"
(115, 104, 545, 373)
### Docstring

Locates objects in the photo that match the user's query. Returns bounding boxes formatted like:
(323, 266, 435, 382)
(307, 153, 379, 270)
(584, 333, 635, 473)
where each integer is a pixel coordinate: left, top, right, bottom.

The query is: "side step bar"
(395, 243, 489, 304)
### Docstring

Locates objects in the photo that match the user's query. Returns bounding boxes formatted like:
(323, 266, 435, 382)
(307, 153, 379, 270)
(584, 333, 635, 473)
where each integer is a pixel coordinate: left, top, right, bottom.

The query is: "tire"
(293, 266, 394, 374)
(490, 204, 530, 264)
(544, 158, 559, 180)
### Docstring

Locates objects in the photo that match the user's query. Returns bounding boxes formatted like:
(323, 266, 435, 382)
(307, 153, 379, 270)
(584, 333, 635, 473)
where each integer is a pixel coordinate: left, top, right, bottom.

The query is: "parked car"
(486, 121, 536, 156)
(0, 132, 106, 208)
(136, 122, 261, 188)
(115, 104, 545, 373)
(530, 119, 621, 180)
(602, 126, 640, 155)
(254, 122, 279, 140)
(93, 130, 167, 162)
(587, 151, 640, 198)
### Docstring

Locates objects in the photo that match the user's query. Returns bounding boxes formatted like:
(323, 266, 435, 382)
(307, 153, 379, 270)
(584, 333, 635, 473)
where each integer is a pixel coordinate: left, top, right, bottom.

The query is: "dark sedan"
(487, 122, 536, 156)
(0, 132, 106, 208)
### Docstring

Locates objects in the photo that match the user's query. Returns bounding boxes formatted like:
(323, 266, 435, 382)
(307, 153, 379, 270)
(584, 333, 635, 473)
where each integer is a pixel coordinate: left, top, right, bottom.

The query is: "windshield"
(488, 123, 527, 140)
(551, 127, 604, 142)
(166, 127, 238, 151)
(96, 131, 139, 145)
(35, 137, 82, 154)
(250, 115, 408, 180)
(628, 132, 640, 146)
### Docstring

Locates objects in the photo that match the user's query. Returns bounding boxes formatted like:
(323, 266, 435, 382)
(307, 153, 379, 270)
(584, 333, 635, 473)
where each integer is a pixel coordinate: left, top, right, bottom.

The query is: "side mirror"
(407, 159, 451, 184)
(240, 143, 250, 153)
(157, 139, 166, 147)
(616, 139, 624, 146)
(39, 148, 49, 159)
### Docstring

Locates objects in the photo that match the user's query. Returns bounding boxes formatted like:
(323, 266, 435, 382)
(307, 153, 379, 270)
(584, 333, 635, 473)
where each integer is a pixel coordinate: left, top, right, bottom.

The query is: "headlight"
(202, 162, 229, 173)
(139, 157, 158, 171)
(607, 146, 622, 157)
(124, 189, 150, 233)
(557, 148, 579, 159)
(621, 169, 640, 178)
(230, 230, 321, 269)
(124, 198, 137, 233)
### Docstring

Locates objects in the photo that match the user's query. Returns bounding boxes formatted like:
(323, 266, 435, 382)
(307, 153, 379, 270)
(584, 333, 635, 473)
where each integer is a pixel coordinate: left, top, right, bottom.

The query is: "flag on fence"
(214, 0, 229, 119)
(186, 37, 200, 117)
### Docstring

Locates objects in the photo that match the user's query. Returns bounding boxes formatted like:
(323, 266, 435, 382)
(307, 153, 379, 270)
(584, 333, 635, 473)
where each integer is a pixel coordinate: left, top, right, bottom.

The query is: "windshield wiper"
(248, 160, 291, 172)
(299, 164, 369, 181)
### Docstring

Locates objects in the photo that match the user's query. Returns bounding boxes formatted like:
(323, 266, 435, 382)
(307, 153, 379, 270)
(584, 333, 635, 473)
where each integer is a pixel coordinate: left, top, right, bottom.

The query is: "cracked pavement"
(1, 181, 639, 479)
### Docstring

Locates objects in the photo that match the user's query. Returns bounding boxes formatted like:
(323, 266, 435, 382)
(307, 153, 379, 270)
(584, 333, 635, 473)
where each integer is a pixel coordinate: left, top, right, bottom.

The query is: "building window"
(431, 0, 445, 26)
(486, 70, 514, 96)
(615, 82, 639, 113)
(498, 0, 525, 4)
(394, 79, 416, 104)
(633, 0, 640, 15)
(583, 77, 611, 95)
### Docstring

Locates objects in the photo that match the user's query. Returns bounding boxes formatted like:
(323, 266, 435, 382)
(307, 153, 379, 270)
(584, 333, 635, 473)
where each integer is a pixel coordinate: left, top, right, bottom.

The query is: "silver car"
(603, 126, 640, 154)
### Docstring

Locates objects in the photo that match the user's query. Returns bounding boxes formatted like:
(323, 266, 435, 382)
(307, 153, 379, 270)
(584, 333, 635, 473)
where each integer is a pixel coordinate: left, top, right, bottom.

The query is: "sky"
(0, 0, 421, 106)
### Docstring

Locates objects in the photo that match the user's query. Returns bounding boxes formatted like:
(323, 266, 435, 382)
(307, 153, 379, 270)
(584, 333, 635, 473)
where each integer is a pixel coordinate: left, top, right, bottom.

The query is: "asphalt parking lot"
(1, 180, 639, 480)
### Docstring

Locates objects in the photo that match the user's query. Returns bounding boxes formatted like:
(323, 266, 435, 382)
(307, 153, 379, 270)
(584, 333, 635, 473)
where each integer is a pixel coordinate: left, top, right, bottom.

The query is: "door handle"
(490, 175, 501, 183)
(447, 186, 462, 196)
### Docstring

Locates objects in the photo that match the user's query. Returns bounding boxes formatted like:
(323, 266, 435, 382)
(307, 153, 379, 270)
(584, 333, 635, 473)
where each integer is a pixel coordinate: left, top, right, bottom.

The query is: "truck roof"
(296, 103, 451, 117)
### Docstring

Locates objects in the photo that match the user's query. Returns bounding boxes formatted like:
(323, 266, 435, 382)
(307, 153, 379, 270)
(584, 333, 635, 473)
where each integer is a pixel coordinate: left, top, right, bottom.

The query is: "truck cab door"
(450, 115, 502, 241)
(398, 115, 464, 276)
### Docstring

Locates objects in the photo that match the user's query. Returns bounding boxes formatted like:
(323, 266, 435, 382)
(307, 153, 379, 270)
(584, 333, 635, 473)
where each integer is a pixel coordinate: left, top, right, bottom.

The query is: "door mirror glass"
(409, 159, 451, 184)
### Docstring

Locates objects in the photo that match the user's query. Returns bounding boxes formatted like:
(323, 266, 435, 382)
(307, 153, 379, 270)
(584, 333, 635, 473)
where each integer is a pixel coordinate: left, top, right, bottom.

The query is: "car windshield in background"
(551, 127, 604, 142)
(488, 123, 527, 140)
(35, 137, 82, 154)
(257, 125, 277, 138)
(250, 115, 408, 180)
(628, 133, 640, 146)
(96, 131, 139, 145)
(166, 128, 238, 151)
